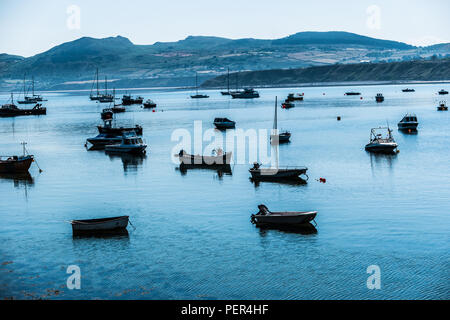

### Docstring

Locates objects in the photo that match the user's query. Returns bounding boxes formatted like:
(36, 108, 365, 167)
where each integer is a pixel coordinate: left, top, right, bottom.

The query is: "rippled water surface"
(0, 84, 449, 299)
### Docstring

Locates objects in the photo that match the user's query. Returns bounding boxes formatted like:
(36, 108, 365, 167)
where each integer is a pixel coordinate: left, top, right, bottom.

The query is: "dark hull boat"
(122, 95, 144, 105)
(231, 88, 260, 99)
(365, 127, 398, 154)
(101, 108, 113, 120)
(143, 99, 157, 108)
(86, 134, 123, 148)
(345, 92, 361, 96)
(402, 88, 415, 92)
(71, 216, 129, 235)
(111, 106, 126, 113)
(271, 132, 291, 144)
(375, 94, 384, 102)
(398, 114, 418, 131)
(0, 155, 34, 174)
(97, 120, 143, 136)
(438, 90, 448, 95)
(249, 163, 308, 182)
(0, 103, 46, 117)
(213, 118, 236, 130)
(281, 101, 295, 109)
(176, 149, 232, 166)
(437, 101, 448, 111)
(286, 93, 304, 101)
(251, 205, 317, 226)
(191, 94, 209, 99)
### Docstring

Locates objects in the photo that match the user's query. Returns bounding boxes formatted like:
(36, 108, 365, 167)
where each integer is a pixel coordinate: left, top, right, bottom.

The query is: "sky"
(0, 0, 449, 57)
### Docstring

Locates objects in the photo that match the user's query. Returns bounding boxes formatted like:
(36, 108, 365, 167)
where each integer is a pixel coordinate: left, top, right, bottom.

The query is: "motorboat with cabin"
(398, 114, 419, 131)
(122, 94, 144, 105)
(86, 133, 124, 148)
(286, 93, 304, 101)
(105, 133, 147, 154)
(375, 93, 384, 102)
(251, 204, 317, 227)
(0, 93, 46, 117)
(281, 101, 295, 109)
(365, 127, 398, 154)
(101, 108, 113, 120)
(143, 99, 157, 108)
(0, 143, 34, 174)
(231, 88, 260, 99)
(437, 101, 448, 111)
(213, 118, 236, 130)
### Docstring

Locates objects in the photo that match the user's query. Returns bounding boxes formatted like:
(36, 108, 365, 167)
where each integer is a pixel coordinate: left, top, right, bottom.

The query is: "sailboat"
(191, 72, 209, 99)
(221, 68, 231, 95)
(110, 89, 125, 113)
(90, 68, 101, 101)
(17, 76, 46, 104)
(98, 76, 114, 103)
(270, 97, 291, 144)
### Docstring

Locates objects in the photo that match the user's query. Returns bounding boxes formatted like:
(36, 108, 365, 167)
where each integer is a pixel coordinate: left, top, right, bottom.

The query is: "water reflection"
(251, 177, 307, 188)
(256, 223, 318, 236)
(177, 164, 232, 179)
(107, 153, 146, 173)
(369, 152, 398, 173)
(72, 229, 130, 240)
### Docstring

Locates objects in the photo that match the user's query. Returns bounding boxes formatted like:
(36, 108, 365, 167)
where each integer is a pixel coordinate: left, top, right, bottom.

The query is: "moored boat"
(438, 89, 448, 95)
(437, 101, 448, 111)
(143, 99, 157, 108)
(122, 94, 144, 105)
(249, 163, 308, 182)
(0, 94, 46, 117)
(86, 133, 123, 148)
(281, 101, 295, 109)
(176, 149, 232, 165)
(271, 97, 291, 144)
(105, 133, 147, 154)
(375, 93, 384, 102)
(251, 204, 317, 226)
(345, 91, 361, 96)
(71, 216, 129, 234)
(398, 114, 419, 131)
(231, 88, 260, 99)
(0, 142, 34, 174)
(286, 93, 304, 101)
(191, 72, 209, 99)
(97, 119, 143, 136)
(365, 127, 398, 154)
(101, 108, 113, 120)
(402, 88, 415, 92)
(213, 117, 236, 130)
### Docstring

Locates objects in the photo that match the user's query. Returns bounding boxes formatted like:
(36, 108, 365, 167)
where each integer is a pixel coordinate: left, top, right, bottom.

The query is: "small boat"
(0, 142, 34, 174)
(231, 88, 260, 99)
(438, 89, 448, 95)
(98, 95, 114, 103)
(281, 101, 295, 109)
(101, 108, 113, 120)
(176, 149, 232, 165)
(345, 91, 361, 96)
(402, 88, 415, 92)
(286, 93, 304, 101)
(97, 119, 143, 136)
(249, 163, 308, 182)
(365, 127, 398, 154)
(105, 133, 147, 154)
(143, 99, 157, 108)
(375, 93, 384, 103)
(122, 94, 144, 105)
(271, 97, 291, 144)
(251, 205, 317, 226)
(213, 117, 236, 130)
(191, 72, 209, 99)
(71, 216, 129, 234)
(17, 76, 47, 104)
(437, 101, 448, 111)
(398, 114, 419, 131)
(0, 94, 46, 117)
(111, 105, 126, 113)
(86, 133, 123, 148)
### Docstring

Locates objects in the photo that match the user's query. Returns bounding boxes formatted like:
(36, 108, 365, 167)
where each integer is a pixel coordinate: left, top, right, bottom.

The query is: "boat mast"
(105, 76, 108, 95)
(273, 96, 278, 131)
(32, 76, 35, 96)
(23, 74, 26, 98)
(196, 72, 198, 95)
(227, 67, 230, 92)
(96, 68, 99, 96)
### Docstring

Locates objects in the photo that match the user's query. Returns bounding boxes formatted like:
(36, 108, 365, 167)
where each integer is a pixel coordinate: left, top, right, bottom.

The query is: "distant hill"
(0, 31, 448, 90)
(202, 59, 450, 88)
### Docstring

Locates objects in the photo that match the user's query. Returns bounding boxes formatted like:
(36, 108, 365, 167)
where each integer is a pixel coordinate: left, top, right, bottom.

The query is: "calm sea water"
(0, 84, 449, 300)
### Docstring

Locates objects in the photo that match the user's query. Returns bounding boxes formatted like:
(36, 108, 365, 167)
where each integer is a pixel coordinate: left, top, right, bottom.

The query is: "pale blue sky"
(1, 0, 449, 57)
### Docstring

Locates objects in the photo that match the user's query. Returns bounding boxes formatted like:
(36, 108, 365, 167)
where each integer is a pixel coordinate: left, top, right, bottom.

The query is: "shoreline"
(0, 79, 449, 95)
